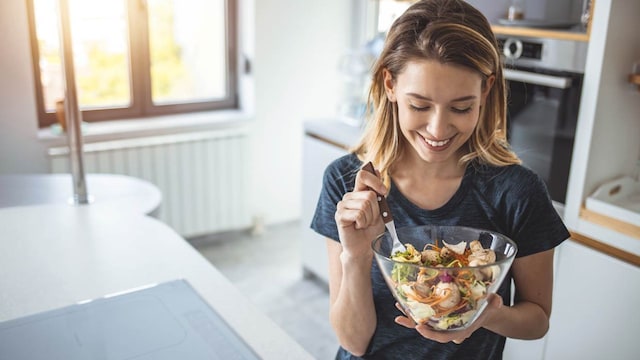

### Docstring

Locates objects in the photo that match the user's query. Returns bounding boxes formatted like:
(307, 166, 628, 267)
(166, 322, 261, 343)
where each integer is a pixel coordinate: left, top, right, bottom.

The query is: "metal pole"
(58, 0, 91, 205)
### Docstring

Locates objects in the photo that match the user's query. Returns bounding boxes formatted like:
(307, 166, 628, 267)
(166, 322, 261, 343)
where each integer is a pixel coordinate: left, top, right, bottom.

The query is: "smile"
(423, 137, 451, 147)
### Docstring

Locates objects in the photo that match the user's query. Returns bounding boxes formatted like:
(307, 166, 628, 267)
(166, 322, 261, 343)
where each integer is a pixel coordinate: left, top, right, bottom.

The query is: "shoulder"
(322, 153, 362, 187)
(467, 163, 569, 255)
(471, 162, 539, 182)
(470, 163, 546, 197)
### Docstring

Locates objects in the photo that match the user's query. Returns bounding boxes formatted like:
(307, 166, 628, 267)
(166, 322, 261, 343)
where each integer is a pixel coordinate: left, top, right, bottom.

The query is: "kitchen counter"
(0, 173, 162, 217)
(304, 118, 364, 150)
(0, 204, 313, 359)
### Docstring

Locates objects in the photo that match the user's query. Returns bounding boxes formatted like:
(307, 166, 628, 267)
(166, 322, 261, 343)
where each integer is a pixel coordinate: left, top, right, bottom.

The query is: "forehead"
(395, 60, 483, 99)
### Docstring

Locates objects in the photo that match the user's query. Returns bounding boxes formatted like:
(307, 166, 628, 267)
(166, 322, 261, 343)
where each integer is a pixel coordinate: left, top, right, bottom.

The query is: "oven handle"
(503, 69, 572, 89)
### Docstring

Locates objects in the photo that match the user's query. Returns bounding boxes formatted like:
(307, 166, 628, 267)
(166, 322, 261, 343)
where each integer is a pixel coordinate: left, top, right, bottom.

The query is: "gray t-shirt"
(311, 153, 569, 360)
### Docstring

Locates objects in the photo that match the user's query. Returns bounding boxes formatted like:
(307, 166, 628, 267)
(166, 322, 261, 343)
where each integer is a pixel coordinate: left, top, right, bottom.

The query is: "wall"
(248, 0, 351, 225)
(0, 0, 49, 173)
(0, 0, 352, 227)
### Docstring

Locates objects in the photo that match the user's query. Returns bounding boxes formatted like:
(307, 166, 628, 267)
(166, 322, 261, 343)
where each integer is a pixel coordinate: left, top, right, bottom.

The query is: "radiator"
(47, 129, 251, 238)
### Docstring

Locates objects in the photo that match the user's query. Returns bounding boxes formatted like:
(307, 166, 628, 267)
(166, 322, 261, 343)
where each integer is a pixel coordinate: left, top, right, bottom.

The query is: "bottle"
(508, 0, 525, 21)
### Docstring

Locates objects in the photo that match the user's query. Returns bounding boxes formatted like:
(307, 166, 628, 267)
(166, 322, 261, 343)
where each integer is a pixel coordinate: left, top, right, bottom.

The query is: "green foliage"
(148, 0, 187, 102)
(76, 44, 129, 107)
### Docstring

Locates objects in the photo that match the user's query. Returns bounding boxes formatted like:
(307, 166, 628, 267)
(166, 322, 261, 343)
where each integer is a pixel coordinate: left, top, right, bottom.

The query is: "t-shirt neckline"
(388, 164, 474, 218)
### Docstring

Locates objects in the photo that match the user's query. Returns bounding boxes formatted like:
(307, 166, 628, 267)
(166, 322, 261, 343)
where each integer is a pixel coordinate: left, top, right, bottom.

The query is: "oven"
(497, 35, 588, 210)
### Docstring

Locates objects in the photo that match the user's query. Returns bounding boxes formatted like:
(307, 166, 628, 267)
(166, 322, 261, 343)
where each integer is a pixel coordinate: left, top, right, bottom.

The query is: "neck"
(393, 148, 467, 180)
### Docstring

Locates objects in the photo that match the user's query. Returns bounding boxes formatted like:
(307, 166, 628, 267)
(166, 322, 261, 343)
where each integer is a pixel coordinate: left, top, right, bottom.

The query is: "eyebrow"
(406, 93, 477, 102)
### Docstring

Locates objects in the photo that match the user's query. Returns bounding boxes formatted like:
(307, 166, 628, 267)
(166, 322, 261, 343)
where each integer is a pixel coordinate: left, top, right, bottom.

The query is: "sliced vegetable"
(388, 238, 498, 330)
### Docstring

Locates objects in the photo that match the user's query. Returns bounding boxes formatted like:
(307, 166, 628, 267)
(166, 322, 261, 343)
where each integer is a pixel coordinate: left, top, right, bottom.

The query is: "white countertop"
(0, 204, 313, 359)
(0, 173, 162, 216)
(304, 118, 364, 150)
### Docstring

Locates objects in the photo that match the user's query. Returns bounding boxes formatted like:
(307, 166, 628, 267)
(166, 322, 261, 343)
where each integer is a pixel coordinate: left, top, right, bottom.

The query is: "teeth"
(425, 138, 450, 147)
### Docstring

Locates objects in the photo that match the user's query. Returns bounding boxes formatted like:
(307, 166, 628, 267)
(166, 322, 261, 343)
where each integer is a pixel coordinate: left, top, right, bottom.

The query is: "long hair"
(352, 0, 520, 186)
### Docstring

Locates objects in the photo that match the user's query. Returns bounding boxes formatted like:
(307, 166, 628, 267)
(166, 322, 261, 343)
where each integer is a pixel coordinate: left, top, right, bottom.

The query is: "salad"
(389, 239, 500, 330)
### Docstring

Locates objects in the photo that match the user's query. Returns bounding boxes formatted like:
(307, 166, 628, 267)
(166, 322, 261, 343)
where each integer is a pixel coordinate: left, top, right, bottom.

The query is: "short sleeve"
(504, 168, 570, 257)
(310, 154, 361, 242)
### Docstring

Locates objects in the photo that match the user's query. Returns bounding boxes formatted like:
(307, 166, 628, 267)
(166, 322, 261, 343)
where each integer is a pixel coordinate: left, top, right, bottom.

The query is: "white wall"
(0, 0, 49, 173)
(248, 0, 351, 225)
(0, 0, 352, 227)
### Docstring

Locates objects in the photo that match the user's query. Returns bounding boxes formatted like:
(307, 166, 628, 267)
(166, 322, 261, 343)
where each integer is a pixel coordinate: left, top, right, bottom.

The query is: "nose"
(425, 109, 450, 140)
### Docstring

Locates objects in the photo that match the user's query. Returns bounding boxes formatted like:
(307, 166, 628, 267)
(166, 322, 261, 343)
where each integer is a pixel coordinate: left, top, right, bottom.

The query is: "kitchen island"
(0, 203, 313, 359)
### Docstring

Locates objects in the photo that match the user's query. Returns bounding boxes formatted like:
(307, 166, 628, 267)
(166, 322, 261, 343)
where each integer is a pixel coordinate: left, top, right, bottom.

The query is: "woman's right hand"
(334, 166, 387, 259)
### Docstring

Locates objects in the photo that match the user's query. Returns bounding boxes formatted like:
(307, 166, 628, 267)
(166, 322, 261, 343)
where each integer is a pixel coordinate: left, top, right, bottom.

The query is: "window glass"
(29, 0, 237, 127)
(69, 0, 131, 109)
(148, 0, 227, 105)
(33, 0, 131, 112)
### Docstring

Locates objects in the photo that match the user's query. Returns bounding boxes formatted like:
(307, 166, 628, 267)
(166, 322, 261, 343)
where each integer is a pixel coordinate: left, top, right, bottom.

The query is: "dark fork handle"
(362, 161, 393, 223)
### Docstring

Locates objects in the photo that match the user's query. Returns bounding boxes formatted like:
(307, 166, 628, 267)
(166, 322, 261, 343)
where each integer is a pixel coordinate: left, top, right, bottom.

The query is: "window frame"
(27, 0, 238, 128)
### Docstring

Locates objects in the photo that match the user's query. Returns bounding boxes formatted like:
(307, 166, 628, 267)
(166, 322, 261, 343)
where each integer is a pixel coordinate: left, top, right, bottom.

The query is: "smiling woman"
(27, 0, 237, 128)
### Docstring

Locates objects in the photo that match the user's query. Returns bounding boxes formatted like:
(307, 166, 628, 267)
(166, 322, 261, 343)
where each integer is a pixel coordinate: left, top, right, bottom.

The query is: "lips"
(424, 138, 450, 147)
(419, 133, 454, 152)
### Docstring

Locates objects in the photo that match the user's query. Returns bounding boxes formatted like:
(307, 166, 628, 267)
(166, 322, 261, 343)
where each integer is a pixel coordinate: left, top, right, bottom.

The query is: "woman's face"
(384, 59, 493, 165)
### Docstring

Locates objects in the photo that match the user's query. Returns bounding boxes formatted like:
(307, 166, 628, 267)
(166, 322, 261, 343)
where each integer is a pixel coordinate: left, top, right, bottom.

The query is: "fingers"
(354, 166, 387, 195)
(394, 316, 417, 329)
(395, 316, 466, 344)
(414, 324, 470, 344)
(394, 302, 407, 315)
(412, 295, 504, 344)
(336, 166, 388, 230)
(486, 292, 504, 309)
(335, 191, 378, 229)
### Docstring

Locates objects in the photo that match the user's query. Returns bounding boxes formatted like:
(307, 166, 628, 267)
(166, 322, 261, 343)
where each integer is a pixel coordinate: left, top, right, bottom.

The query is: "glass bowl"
(372, 225, 517, 331)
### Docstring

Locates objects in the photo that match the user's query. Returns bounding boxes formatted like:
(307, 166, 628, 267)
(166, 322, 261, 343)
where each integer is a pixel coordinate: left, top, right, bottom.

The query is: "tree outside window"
(28, 0, 237, 128)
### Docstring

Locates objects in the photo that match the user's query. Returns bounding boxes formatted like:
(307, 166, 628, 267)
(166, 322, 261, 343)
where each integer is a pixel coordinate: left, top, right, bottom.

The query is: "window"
(376, 0, 413, 33)
(27, 0, 237, 128)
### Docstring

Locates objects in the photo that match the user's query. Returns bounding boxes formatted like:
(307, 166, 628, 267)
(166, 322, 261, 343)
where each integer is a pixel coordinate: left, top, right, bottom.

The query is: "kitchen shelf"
(579, 206, 640, 240)
(570, 230, 640, 267)
(492, 1, 594, 42)
(491, 25, 589, 42)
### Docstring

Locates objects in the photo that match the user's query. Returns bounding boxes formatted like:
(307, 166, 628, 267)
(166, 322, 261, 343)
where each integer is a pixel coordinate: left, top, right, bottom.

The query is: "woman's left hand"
(394, 293, 503, 344)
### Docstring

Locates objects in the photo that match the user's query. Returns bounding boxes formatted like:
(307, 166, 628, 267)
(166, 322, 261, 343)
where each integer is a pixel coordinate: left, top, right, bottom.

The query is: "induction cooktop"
(0, 279, 259, 360)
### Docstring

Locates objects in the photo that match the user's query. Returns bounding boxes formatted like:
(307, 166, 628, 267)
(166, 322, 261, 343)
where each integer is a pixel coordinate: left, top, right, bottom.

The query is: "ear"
(481, 74, 496, 105)
(383, 68, 397, 102)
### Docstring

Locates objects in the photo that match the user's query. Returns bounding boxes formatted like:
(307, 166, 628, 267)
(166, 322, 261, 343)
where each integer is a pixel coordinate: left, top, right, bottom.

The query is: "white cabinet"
(503, 336, 546, 360)
(543, 240, 640, 359)
(564, 0, 640, 255)
(301, 120, 362, 284)
(549, 1, 640, 358)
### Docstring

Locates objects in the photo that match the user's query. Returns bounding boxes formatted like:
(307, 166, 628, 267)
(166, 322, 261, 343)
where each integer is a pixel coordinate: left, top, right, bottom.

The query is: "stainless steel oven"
(498, 35, 588, 208)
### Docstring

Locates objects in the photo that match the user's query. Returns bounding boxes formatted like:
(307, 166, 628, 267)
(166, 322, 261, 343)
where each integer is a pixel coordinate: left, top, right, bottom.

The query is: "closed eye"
(410, 105, 430, 112)
(451, 106, 472, 114)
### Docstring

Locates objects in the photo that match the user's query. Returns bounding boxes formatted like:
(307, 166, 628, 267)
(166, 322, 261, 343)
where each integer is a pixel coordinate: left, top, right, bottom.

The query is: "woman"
(310, 0, 570, 359)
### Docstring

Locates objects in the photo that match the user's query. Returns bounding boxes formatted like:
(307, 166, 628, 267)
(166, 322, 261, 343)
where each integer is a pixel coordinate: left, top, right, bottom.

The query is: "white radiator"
(47, 129, 251, 238)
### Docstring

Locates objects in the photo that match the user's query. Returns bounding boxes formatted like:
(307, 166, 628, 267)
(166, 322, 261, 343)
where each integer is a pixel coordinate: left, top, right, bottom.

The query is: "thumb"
(486, 293, 503, 309)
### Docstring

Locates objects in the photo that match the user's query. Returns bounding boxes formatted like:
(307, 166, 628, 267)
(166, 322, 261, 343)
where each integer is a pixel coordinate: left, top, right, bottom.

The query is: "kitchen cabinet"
(301, 119, 362, 284)
(543, 240, 640, 359)
(507, 2, 640, 356)
(564, 0, 640, 256)
(549, 0, 640, 358)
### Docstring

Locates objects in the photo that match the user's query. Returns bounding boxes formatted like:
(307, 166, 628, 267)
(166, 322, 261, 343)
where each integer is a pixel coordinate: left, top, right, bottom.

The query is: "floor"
(189, 221, 339, 360)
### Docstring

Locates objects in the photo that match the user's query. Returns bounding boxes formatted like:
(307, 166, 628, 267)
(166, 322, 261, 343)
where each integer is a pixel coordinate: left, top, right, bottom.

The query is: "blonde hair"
(352, 0, 520, 186)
